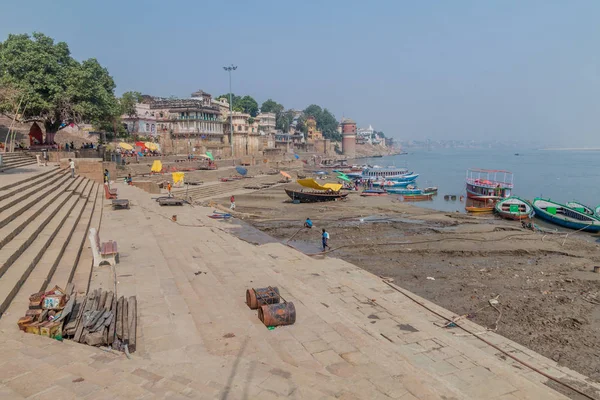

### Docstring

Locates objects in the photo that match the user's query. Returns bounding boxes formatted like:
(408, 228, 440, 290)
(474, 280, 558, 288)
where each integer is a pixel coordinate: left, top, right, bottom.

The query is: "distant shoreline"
(540, 148, 600, 151)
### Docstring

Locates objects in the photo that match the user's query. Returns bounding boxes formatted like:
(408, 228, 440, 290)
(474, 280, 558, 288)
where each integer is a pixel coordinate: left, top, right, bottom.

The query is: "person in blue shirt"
(304, 217, 313, 229)
(322, 229, 330, 251)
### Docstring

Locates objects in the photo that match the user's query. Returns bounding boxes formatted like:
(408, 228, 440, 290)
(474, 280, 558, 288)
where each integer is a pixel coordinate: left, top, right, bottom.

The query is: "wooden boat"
(566, 201, 595, 216)
(401, 193, 433, 201)
(466, 168, 513, 200)
(494, 197, 533, 220)
(532, 198, 600, 232)
(285, 189, 348, 203)
(465, 199, 494, 213)
(360, 189, 387, 197)
(423, 186, 438, 194)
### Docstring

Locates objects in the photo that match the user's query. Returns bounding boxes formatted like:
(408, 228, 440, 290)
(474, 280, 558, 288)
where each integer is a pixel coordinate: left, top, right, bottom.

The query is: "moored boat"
(401, 193, 434, 201)
(494, 197, 533, 220)
(285, 178, 348, 203)
(465, 199, 495, 213)
(596, 205, 600, 216)
(360, 189, 387, 197)
(532, 198, 600, 232)
(466, 168, 513, 200)
(566, 201, 595, 216)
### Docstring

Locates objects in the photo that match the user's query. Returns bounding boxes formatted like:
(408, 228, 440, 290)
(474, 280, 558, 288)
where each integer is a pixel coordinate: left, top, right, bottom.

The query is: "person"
(70, 141, 74, 150)
(304, 217, 313, 229)
(322, 229, 330, 251)
(65, 143, 69, 151)
(69, 158, 75, 178)
(230, 195, 236, 210)
(167, 182, 172, 197)
(103, 169, 110, 184)
(126, 173, 132, 185)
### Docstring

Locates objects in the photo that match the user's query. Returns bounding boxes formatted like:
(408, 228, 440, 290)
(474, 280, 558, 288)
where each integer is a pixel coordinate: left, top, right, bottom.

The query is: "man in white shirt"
(69, 158, 75, 178)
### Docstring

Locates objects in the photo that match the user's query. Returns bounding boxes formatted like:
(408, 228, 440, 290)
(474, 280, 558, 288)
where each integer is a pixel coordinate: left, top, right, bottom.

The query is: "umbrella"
(280, 171, 291, 179)
(118, 142, 133, 150)
(236, 166, 248, 176)
(294, 154, 300, 159)
(206, 152, 214, 161)
(197, 154, 212, 159)
(337, 174, 351, 183)
(145, 142, 158, 151)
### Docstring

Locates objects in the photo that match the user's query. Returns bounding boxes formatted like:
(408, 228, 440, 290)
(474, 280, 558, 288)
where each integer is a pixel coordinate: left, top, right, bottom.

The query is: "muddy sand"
(210, 184, 600, 383)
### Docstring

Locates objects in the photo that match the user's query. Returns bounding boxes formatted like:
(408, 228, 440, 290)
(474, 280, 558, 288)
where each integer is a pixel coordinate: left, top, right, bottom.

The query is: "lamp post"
(223, 64, 237, 163)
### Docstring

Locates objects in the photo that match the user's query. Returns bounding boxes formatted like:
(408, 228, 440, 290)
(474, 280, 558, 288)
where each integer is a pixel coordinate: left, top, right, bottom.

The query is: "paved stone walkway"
(0, 182, 598, 399)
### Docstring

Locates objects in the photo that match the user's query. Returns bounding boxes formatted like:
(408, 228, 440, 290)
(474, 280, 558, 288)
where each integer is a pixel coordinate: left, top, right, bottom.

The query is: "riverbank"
(214, 184, 600, 383)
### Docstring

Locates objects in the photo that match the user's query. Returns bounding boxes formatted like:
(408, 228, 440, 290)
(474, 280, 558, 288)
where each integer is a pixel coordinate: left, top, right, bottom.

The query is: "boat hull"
(285, 189, 348, 203)
(494, 197, 533, 220)
(401, 194, 433, 201)
(532, 198, 600, 232)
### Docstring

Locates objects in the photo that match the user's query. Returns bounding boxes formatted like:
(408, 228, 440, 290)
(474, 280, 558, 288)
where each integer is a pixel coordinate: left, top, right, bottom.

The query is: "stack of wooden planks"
(64, 288, 137, 353)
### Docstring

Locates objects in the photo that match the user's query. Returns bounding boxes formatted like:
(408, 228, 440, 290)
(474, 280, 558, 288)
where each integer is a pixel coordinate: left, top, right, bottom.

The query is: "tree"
(373, 130, 386, 138)
(260, 99, 284, 115)
(120, 91, 143, 117)
(0, 32, 119, 133)
(303, 104, 340, 141)
(217, 93, 258, 116)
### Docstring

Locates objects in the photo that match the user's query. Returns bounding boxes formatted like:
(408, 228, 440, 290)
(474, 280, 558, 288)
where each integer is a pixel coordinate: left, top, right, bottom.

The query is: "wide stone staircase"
(172, 174, 283, 202)
(0, 168, 102, 319)
(0, 152, 37, 172)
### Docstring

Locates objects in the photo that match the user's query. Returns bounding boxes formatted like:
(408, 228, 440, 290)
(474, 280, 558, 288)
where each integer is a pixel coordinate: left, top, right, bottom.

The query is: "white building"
(357, 124, 374, 144)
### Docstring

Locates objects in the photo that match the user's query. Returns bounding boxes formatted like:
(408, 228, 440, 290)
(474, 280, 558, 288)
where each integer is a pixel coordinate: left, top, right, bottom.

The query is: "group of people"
(64, 141, 96, 151)
(304, 217, 331, 251)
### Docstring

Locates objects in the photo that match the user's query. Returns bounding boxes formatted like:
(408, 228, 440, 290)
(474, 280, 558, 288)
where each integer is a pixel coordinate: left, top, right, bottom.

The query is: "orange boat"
(465, 198, 494, 213)
(401, 193, 433, 201)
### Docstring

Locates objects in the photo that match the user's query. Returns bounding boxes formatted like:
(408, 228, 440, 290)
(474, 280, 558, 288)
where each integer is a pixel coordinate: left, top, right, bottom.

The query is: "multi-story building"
(122, 103, 157, 136)
(305, 116, 323, 142)
(357, 125, 374, 144)
(257, 112, 276, 134)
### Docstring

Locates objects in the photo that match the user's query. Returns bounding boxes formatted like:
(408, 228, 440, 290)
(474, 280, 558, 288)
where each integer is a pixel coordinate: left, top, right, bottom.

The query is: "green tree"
(303, 104, 340, 141)
(0, 32, 119, 133)
(120, 91, 143, 117)
(238, 95, 258, 117)
(260, 99, 284, 115)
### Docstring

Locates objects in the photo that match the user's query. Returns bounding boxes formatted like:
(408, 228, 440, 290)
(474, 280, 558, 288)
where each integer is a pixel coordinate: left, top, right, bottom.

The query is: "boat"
(494, 197, 533, 220)
(386, 173, 419, 183)
(387, 187, 424, 195)
(566, 201, 595, 216)
(531, 198, 600, 232)
(373, 180, 413, 188)
(361, 166, 411, 180)
(465, 168, 513, 200)
(423, 186, 438, 194)
(465, 198, 495, 213)
(285, 189, 348, 203)
(360, 189, 388, 197)
(596, 205, 600, 216)
(400, 193, 433, 201)
(285, 179, 348, 203)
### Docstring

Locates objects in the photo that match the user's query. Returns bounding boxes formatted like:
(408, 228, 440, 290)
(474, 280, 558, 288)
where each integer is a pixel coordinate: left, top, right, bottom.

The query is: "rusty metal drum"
(246, 287, 280, 310)
(258, 302, 296, 327)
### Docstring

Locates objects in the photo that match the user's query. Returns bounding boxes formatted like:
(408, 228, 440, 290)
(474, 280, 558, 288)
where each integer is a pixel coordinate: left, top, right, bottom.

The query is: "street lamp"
(223, 64, 237, 162)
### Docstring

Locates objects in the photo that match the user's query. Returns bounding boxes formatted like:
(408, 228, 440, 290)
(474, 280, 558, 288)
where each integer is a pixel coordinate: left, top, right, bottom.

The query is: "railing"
(176, 116, 220, 121)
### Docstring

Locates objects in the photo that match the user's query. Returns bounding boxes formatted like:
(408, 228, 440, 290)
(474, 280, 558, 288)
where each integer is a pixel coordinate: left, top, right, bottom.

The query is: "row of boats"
(466, 168, 600, 232)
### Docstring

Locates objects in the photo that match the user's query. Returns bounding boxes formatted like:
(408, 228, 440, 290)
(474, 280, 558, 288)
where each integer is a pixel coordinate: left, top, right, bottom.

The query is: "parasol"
(145, 142, 159, 151)
(294, 154, 300, 159)
(235, 166, 248, 176)
(337, 174, 351, 183)
(206, 151, 214, 161)
(118, 142, 133, 150)
(280, 171, 292, 179)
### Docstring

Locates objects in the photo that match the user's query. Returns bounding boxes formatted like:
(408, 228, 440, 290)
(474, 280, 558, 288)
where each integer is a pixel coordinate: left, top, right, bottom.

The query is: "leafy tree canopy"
(303, 104, 340, 141)
(373, 130, 386, 138)
(120, 91, 143, 116)
(0, 32, 119, 132)
(217, 93, 258, 117)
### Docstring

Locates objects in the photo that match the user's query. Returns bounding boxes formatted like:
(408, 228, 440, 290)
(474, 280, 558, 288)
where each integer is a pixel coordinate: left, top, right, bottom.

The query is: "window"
(145, 123, 150, 132)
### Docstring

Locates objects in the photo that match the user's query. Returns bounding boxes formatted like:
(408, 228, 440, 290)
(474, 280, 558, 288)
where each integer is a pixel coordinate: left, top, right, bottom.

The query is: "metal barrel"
(246, 287, 280, 310)
(258, 302, 296, 327)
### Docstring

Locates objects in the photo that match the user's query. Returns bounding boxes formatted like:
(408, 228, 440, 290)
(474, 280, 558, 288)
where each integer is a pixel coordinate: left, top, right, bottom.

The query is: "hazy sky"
(2, 0, 600, 145)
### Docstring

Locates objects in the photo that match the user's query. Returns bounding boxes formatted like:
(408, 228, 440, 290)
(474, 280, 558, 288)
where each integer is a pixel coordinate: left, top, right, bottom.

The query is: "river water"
(359, 148, 600, 213)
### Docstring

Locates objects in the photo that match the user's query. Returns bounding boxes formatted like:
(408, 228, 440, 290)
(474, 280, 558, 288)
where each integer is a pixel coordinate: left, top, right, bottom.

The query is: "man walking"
(321, 228, 330, 251)
(69, 158, 75, 178)
(230, 195, 236, 210)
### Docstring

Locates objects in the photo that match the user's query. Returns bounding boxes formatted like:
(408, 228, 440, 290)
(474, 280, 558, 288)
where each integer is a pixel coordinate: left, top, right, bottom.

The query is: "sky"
(1, 0, 600, 146)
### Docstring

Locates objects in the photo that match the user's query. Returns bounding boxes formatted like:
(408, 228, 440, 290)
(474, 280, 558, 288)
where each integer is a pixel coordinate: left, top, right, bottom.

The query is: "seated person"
(304, 217, 313, 229)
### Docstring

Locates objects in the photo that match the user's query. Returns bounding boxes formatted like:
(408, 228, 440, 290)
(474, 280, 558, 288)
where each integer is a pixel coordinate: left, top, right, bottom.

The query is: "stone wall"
(59, 158, 115, 183)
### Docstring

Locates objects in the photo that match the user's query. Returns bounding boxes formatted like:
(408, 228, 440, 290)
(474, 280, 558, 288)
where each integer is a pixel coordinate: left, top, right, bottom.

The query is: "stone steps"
(0, 169, 68, 213)
(47, 182, 99, 292)
(0, 155, 37, 172)
(0, 178, 86, 316)
(70, 183, 103, 296)
(0, 177, 85, 280)
(1, 181, 94, 319)
(173, 175, 280, 201)
(0, 173, 75, 249)
(0, 167, 60, 199)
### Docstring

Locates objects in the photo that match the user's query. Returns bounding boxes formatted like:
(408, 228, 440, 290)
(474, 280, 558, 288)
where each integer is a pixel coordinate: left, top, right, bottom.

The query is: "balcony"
(176, 116, 221, 121)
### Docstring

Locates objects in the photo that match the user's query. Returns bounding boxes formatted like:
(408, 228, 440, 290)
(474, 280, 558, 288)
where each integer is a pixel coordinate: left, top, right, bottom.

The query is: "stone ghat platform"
(0, 180, 599, 399)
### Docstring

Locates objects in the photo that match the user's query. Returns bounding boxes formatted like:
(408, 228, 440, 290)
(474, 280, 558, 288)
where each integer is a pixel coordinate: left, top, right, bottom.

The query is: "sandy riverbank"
(210, 183, 600, 383)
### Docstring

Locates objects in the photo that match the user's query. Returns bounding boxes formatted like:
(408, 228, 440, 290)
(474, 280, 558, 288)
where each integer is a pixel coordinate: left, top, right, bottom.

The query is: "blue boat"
(532, 198, 600, 232)
(387, 187, 425, 195)
(386, 173, 419, 183)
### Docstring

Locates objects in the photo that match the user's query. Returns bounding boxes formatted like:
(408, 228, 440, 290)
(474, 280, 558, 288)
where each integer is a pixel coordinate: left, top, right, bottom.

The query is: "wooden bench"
(111, 199, 130, 210)
(88, 228, 118, 267)
(104, 183, 117, 199)
(158, 198, 183, 206)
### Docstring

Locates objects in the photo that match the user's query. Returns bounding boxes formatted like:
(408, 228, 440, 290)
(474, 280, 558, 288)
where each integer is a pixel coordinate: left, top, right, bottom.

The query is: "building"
(257, 112, 276, 135)
(305, 116, 323, 142)
(122, 103, 158, 136)
(357, 125, 374, 144)
(340, 118, 357, 158)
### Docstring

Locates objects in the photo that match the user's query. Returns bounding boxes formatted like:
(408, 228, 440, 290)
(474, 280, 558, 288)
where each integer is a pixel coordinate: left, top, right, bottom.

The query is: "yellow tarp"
(151, 160, 163, 173)
(172, 172, 185, 185)
(297, 179, 342, 192)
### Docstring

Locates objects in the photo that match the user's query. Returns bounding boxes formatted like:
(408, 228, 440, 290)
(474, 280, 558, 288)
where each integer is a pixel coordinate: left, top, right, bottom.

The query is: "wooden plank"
(65, 282, 74, 296)
(98, 290, 107, 311)
(122, 298, 129, 346)
(116, 296, 124, 341)
(108, 293, 117, 346)
(103, 292, 113, 344)
(127, 296, 137, 353)
(74, 290, 95, 343)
